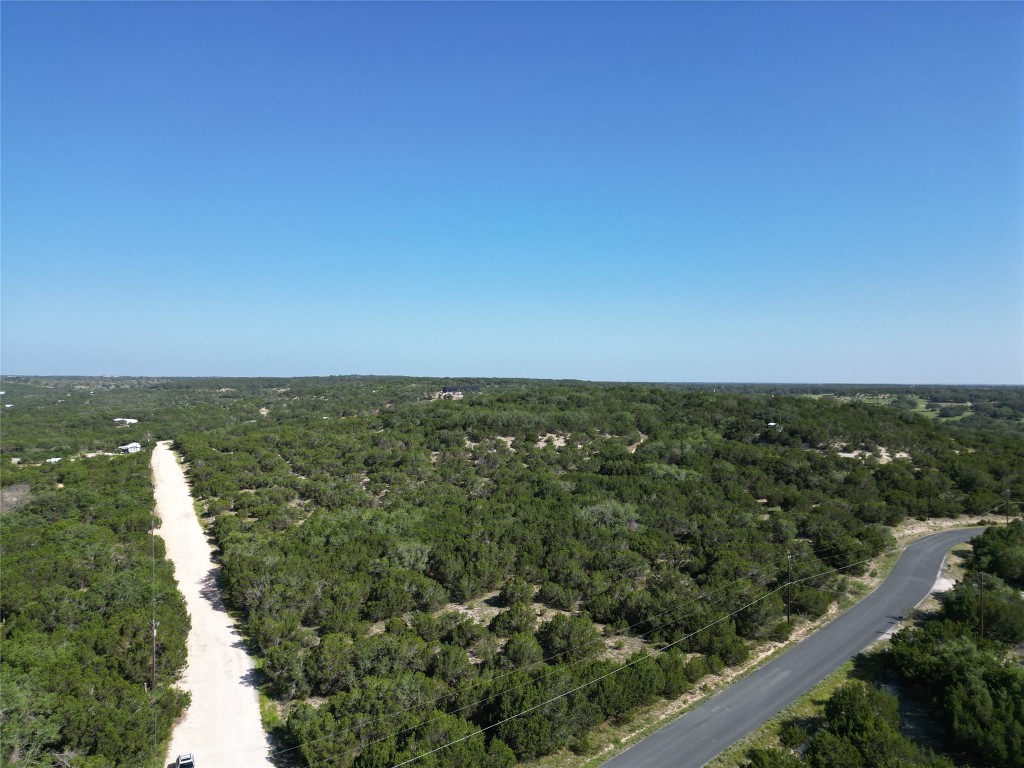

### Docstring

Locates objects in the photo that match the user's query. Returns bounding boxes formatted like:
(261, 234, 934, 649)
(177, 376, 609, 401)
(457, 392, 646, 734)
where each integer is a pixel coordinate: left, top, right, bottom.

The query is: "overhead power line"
(272, 543, 854, 763)
(387, 558, 874, 768)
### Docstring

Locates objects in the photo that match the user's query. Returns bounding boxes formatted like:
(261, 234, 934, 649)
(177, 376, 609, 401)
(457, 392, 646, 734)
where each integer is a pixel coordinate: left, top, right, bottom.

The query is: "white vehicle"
(176, 754, 196, 768)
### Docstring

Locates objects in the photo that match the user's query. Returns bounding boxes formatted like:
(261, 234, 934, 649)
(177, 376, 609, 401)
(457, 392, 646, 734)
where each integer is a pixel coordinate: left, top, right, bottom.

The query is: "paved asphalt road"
(602, 528, 985, 768)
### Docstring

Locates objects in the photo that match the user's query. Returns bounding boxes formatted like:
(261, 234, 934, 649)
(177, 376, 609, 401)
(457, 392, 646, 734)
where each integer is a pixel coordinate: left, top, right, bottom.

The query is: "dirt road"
(152, 441, 274, 768)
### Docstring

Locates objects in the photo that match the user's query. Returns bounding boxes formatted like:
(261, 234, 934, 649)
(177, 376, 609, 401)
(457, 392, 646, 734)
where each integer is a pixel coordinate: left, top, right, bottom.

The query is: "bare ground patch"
(0, 482, 31, 514)
(627, 433, 648, 454)
(536, 433, 569, 448)
(836, 445, 911, 464)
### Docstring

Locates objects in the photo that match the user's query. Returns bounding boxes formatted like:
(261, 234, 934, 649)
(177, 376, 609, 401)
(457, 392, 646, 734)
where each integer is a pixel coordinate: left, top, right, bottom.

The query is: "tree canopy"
(2, 376, 1021, 767)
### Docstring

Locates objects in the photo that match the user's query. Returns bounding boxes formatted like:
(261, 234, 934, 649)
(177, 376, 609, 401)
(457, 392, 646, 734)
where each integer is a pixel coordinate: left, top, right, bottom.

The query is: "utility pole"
(979, 571, 985, 642)
(152, 512, 158, 692)
(787, 553, 793, 626)
(151, 619, 158, 691)
(150, 464, 158, 693)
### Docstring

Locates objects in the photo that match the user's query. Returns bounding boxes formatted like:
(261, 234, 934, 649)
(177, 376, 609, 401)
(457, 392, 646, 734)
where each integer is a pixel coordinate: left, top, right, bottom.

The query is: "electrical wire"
(269, 569, 775, 762)
(267, 543, 854, 761)
(386, 558, 873, 768)
(269, 507, 1002, 764)
(287, 554, 860, 767)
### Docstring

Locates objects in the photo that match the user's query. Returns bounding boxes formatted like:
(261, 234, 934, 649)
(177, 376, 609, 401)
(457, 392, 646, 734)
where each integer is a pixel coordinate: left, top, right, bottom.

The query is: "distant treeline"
(2, 377, 1021, 462)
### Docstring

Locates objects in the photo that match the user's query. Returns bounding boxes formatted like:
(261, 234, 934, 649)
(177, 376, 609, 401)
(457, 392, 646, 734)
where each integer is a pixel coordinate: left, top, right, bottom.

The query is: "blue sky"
(2, 1, 1021, 383)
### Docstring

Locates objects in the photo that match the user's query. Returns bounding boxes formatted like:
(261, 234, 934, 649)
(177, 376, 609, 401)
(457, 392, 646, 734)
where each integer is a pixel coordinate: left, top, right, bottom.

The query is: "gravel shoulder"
(152, 441, 273, 768)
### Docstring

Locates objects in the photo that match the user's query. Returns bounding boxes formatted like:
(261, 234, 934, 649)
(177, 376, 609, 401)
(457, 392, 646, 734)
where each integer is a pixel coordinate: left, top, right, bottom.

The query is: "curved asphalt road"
(602, 527, 984, 768)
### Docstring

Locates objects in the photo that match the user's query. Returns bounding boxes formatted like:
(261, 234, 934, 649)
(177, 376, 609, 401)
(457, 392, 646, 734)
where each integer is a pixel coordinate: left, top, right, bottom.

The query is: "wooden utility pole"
(787, 553, 793, 626)
(150, 618, 156, 692)
(979, 571, 985, 642)
(150, 459, 158, 694)
(152, 508, 158, 692)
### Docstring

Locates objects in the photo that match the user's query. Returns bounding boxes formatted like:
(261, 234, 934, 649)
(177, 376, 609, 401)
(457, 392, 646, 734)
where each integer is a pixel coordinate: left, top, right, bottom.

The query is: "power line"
(266, 505, 1000, 765)
(388, 558, 874, 768)
(273, 569, 781, 763)
(270, 544, 853, 762)
(293, 557, 865, 768)
(273, 523, 992, 765)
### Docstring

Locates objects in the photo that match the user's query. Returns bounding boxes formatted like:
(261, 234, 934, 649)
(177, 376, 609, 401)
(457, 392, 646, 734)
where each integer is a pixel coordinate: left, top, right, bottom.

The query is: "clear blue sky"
(2, 1, 1021, 383)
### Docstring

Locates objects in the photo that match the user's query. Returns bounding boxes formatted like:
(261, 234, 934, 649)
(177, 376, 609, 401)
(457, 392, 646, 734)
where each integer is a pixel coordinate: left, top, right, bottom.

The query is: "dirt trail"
(152, 442, 273, 768)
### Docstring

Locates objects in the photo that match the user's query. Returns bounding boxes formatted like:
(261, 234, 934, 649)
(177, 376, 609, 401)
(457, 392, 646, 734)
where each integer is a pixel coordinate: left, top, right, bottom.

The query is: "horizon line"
(2, 373, 1021, 388)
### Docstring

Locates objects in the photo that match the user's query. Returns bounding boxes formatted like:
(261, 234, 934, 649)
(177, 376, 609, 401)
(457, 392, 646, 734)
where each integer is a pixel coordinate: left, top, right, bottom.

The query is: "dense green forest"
(744, 679, 958, 768)
(1, 377, 1021, 767)
(0, 452, 189, 767)
(173, 385, 1021, 767)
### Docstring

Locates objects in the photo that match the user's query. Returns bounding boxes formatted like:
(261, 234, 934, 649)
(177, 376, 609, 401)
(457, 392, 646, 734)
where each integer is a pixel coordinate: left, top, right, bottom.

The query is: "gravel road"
(153, 442, 274, 768)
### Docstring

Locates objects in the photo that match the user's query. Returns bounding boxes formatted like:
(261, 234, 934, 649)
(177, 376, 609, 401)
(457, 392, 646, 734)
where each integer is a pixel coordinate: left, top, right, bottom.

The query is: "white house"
(113, 418, 139, 425)
(46, 457, 62, 464)
(119, 442, 143, 454)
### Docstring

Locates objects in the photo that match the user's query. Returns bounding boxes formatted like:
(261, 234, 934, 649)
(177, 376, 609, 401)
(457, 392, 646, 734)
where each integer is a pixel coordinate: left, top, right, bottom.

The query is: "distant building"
(113, 417, 139, 425)
(119, 442, 143, 454)
(10, 458, 21, 465)
(441, 386, 481, 394)
(46, 457, 62, 464)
